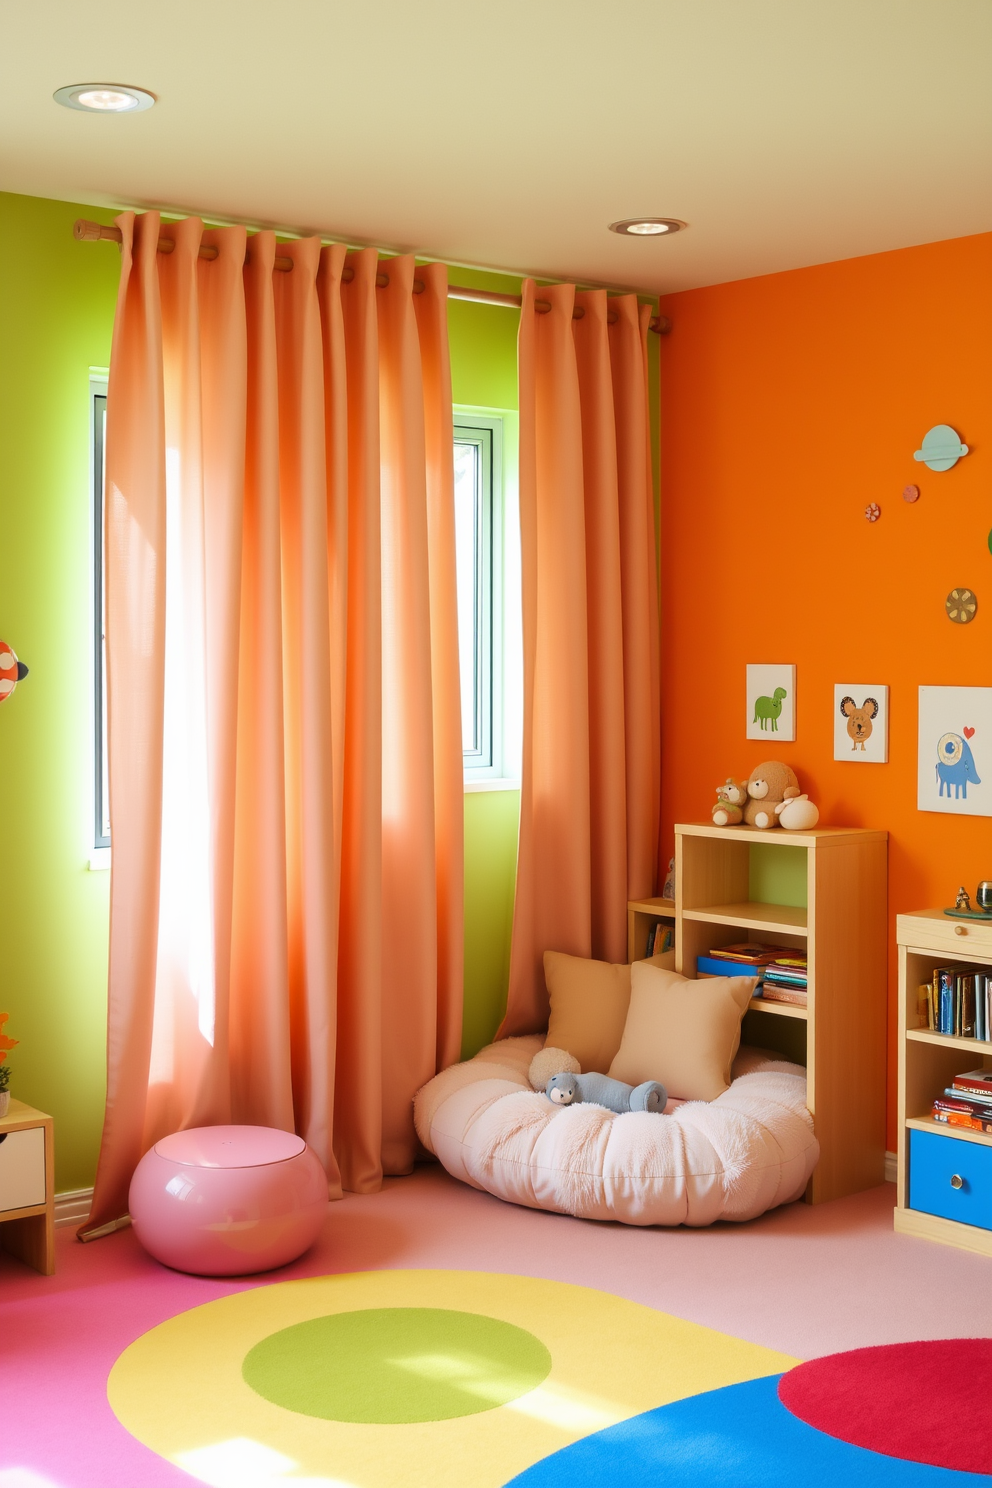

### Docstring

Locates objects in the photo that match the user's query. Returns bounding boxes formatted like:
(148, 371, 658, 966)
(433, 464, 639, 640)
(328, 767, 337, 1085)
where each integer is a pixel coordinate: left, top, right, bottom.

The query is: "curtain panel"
(82, 212, 463, 1237)
(500, 281, 661, 1036)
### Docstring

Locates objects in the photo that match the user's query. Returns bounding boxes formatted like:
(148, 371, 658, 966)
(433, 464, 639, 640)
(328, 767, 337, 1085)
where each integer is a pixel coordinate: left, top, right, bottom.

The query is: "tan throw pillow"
(608, 962, 756, 1101)
(544, 949, 673, 1073)
(544, 951, 631, 1074)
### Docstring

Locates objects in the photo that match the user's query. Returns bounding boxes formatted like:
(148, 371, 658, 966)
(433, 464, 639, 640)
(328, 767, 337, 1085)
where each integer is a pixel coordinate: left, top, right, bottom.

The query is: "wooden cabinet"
(672, 822, 888, 1204)
(0, 1098, 55, 1274)
(894, 910, 992, 1256)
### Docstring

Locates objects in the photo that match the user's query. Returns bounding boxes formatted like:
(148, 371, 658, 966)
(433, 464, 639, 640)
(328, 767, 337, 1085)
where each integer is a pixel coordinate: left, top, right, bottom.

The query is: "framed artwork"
(918, 686, 992, 817)
(834, 685, 889, 763)
(746, 664, 795, 741)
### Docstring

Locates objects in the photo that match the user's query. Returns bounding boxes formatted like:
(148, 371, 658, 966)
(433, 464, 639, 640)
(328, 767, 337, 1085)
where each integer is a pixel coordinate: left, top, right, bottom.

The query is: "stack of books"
(694, 943, 780, 992)
(646, 923, 673, 956)
(921, 968, 992, 1041)
(761, 956, 808, 1007)
(930, 1068, 992, 1134)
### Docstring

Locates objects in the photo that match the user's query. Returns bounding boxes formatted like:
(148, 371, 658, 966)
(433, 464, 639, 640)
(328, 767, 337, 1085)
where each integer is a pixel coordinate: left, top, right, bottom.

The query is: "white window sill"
(89, 848, 111, 871)
(464, 778, 521, 793)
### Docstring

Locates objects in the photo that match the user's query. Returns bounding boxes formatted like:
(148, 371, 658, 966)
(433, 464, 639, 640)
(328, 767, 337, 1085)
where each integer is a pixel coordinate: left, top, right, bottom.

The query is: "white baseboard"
(55, 1186, 94, 1228)
(884, 1150, 897, 1184)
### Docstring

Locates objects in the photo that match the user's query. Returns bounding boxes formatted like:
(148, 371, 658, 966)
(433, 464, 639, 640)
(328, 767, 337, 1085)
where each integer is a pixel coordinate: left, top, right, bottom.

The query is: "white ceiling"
(1, 0, 990, 295)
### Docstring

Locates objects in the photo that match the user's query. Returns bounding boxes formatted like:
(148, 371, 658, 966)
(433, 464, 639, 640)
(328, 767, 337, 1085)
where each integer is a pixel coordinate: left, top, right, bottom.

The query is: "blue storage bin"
(908, 1128, 992, 1231)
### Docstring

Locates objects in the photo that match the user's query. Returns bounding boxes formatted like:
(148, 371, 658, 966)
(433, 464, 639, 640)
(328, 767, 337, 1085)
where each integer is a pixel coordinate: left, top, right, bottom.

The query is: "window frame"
(91, 374, 110, 854)
(453, 414, 501, 777)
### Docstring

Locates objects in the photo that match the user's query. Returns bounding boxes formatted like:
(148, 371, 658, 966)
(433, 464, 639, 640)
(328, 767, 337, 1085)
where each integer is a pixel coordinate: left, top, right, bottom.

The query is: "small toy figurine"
(955, 886, 972, 912)
(712, 777, 748, 827)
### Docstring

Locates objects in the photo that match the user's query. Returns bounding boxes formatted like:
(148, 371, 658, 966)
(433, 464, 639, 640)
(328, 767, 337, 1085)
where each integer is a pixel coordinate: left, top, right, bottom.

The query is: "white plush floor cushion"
(414, 1036, 819, 1227)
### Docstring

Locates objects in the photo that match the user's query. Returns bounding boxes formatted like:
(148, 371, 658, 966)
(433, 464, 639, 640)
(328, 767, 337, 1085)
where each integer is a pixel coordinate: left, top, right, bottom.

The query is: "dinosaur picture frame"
(746, 664, 796, 741)
(834, 684, 889, 763)
(918, 685, 992, 817)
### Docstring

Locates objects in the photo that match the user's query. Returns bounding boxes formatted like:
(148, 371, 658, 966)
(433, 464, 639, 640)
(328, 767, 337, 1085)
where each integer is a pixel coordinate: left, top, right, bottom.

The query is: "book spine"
(939, 970, 956, 1036)
(760, 988, 808, 1005)
(954, 1074, 992, 1095)
(961, 974, 976, 1039)
(930, 1107, 992, 1134)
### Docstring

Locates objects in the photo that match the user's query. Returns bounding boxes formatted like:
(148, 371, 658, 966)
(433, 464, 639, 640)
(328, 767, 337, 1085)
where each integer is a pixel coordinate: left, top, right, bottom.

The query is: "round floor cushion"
(415, 1038, 818, 1227)
(129, 1125, 328, 1276)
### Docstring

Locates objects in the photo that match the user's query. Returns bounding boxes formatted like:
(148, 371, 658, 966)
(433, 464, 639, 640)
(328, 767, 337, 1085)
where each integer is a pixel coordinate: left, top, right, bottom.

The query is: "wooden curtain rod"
(74, 220, 671, 334)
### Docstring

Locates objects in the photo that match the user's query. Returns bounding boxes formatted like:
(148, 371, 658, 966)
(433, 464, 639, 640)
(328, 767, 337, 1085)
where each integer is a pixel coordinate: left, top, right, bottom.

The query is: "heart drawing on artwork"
(964, 726, 976, 739)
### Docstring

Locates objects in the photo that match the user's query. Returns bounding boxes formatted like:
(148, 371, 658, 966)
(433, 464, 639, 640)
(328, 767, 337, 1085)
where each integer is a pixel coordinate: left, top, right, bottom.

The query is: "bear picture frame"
(834, 684, 889, 763)
(918, 685, 992, 818)
(746, 664, 796, 741)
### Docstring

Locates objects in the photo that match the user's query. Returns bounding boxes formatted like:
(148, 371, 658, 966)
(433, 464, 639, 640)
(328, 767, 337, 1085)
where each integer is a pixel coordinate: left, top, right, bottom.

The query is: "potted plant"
(0, 1012, 17, 1118)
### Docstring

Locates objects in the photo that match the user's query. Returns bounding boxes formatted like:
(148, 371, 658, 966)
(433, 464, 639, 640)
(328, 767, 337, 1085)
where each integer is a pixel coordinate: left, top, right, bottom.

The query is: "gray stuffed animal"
(545, 1070, 667, 1115)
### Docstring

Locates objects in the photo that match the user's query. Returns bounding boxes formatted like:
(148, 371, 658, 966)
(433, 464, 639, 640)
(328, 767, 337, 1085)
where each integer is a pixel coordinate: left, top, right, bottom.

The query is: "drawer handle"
(954, 924, 967, 936)
(950, 1174, 964, 1190)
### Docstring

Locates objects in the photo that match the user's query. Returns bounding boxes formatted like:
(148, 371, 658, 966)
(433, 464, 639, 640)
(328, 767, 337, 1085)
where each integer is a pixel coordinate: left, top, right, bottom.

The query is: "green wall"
(446, 266, 523, 1058)
(0, 191, 121, 1191)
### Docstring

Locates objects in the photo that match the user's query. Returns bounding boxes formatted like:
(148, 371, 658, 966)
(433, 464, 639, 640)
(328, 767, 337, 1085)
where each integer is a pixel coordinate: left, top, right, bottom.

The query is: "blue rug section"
(504, 1375, 992, 1488)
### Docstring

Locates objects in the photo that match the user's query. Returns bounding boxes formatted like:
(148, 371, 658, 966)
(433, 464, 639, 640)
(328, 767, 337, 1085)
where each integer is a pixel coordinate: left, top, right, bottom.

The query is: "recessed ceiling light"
(609, 218, 686, 237)
(54, 84, 156, 113)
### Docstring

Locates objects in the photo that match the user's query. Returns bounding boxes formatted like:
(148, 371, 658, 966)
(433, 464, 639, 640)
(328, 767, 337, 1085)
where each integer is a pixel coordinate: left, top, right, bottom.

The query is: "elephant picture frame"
(918, 685, 992, 817)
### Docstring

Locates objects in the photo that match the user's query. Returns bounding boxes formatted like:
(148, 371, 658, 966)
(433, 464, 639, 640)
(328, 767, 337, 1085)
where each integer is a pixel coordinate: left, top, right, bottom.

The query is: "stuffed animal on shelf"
(742, 760, 801, 829)
(776, 794, 820, 830)
(528, 1046, 580, 1091)
(711, 777, 748, 826)
(545, 1070, 667, 1115)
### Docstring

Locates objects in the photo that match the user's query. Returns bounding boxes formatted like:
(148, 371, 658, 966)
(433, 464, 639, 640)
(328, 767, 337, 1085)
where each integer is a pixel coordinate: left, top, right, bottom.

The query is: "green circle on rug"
(242, 1306, 552, 1424)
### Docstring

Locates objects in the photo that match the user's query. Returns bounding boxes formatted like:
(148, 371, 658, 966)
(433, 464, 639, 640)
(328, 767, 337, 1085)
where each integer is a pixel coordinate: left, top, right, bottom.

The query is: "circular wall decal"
(946, 588, 978, 624)
(865, 503, 881, 522)
(902, 484, 920, 503)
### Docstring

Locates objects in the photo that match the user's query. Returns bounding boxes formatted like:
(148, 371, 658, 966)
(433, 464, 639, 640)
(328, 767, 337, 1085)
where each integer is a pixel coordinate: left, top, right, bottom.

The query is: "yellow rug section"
(108, 1269, 798, 1488)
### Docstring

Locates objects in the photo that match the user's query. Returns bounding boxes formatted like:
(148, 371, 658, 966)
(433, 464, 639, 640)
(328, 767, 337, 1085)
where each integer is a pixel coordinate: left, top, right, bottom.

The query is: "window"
(454, 415, 501, 775)
(453, 407, 521, 788)
(91, 375, 110, 853)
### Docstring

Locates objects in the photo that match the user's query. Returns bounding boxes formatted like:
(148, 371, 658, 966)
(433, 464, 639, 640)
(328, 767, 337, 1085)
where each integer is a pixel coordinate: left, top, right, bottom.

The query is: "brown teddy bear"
(742, 760, 801, 829)
(711, 777, 748, 826)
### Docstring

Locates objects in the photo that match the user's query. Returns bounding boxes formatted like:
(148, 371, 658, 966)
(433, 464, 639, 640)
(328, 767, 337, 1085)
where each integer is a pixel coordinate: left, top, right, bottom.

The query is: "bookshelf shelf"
(906, 1028, 992, 1055)
(672, 822, 887, 1204)
(905, 1115, 992, 1151)
(683, 902, 808, 935)
(895, 916, 992, 1257)
(746, 995, 807, 1021)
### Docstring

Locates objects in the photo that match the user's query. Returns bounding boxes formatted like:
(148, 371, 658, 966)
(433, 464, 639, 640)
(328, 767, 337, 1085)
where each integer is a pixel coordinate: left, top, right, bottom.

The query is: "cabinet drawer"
(908, 1129, 992, 1231)
(0, 1126, 47, 1213)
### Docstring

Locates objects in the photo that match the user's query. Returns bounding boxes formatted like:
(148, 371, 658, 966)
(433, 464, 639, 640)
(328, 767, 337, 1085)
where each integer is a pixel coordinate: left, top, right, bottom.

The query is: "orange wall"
(658, 232, 992, 1151)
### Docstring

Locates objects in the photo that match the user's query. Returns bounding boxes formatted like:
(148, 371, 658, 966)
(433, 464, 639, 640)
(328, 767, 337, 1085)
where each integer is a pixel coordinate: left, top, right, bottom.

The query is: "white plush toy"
(776, 794, 820, 830)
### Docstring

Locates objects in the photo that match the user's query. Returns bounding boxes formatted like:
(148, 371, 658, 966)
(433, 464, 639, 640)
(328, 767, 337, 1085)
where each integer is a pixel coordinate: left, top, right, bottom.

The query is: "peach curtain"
(81, 213, 462, 1236)
(500, 281, 660, 1036)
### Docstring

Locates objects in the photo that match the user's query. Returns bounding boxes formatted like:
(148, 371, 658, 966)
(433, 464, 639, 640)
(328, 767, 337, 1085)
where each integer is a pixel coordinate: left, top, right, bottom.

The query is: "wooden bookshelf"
(674, 822, 888, 1204)
(627, 896, 675, 963)
(894, 912, 992, 1256)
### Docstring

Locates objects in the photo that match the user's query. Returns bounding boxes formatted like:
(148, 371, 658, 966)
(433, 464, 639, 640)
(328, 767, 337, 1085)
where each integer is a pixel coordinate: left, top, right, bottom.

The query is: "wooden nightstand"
(0, 1099, 55, 1274)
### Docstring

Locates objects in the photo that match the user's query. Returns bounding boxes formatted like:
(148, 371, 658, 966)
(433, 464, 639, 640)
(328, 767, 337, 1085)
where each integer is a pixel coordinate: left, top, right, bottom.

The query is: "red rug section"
(778, 1337, 992, 1476)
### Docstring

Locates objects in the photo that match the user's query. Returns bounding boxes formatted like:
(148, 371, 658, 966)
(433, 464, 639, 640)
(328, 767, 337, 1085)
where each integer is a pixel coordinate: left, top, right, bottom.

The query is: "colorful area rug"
(107, 1269, 991, 1487)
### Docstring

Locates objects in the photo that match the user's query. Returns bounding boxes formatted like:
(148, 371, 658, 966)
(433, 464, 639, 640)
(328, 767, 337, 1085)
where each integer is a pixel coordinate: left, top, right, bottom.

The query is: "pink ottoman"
(129, 1125, 328, 1276)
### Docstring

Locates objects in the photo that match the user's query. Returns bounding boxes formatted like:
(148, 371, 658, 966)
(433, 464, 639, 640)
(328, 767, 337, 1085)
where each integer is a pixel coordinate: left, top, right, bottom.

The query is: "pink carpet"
(1, 1168, 990, 1487)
